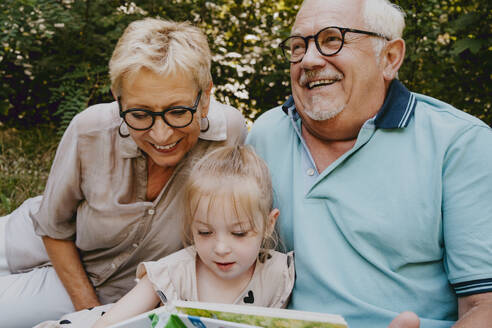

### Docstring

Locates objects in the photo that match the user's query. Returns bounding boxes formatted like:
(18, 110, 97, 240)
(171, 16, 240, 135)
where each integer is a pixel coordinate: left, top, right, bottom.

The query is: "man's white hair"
(362, 0, 406, 55)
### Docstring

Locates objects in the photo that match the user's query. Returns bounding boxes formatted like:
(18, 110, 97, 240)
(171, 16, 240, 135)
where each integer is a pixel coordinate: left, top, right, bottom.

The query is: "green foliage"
(395, 0, 492, 124)
(52, 81, 89, 136)
(0, 0, 140, 131)
(0, 126, 58, 215)
(0, 0, 490, 132)
(196, 0, 301, 120)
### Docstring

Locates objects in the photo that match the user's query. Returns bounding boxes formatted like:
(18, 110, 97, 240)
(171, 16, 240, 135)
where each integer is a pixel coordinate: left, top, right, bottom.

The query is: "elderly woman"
(0, 18, 246, 327)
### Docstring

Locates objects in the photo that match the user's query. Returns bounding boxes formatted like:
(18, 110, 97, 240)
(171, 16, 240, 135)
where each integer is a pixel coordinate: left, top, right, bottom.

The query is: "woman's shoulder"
(51, 101, 121, 162)
(205, 99, 247, 145)
(68, 101, 120, 136)
(210, 99, 244, 124)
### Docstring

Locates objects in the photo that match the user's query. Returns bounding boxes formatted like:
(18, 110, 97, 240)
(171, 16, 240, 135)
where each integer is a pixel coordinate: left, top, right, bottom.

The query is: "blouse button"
(307, 168, 315, 176)
(148, 209, 155, 215)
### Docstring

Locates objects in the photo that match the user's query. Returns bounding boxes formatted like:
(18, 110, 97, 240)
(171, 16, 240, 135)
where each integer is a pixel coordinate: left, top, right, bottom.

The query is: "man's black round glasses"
(118, 90, 202, 130)
(279, 26, 390, 63)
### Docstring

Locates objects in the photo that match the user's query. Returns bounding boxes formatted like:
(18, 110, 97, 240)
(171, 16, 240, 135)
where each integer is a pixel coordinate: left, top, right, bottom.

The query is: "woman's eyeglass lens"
(118, 90, 202, 130)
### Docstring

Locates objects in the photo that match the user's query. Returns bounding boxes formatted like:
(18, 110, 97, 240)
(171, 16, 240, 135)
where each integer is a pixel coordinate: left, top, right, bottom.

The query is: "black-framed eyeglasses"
(279, 26, 390, 63)
(118, 90, 202, 130)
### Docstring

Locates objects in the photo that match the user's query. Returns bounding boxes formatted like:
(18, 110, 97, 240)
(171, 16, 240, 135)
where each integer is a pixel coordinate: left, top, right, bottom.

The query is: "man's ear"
(200, 82, 213, 118)
(266, 208, 280, 235)
(381, 38, 405, 81)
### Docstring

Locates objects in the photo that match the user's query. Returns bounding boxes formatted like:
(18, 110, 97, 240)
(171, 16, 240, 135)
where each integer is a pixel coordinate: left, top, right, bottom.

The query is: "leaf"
(0, 100, 11, 116)
(452, 39, 485, 55)
(449, 13, 481, 32)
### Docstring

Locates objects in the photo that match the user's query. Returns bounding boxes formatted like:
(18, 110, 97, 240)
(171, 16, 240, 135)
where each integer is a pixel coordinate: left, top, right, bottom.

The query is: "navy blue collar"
(282, 79, 416, 129)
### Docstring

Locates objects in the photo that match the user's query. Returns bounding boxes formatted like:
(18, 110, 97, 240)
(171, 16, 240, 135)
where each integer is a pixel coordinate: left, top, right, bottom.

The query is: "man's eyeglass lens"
(282, 27, 345, 62)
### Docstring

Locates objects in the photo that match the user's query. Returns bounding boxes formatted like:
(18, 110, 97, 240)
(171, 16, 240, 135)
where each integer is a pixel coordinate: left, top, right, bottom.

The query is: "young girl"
(37, 145, 294, 328)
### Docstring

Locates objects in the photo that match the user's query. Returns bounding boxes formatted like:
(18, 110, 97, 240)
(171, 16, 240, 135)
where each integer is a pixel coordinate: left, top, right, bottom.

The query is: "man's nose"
(301, 39, 326, 69)
(149, 117, 174, 143)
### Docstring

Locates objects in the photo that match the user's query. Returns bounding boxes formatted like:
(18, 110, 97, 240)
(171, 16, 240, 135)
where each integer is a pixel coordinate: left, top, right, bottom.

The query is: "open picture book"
(111, 300, 348, 328)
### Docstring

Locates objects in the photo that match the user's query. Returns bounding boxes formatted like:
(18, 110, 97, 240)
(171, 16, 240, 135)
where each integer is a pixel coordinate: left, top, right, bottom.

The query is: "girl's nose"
(213, 238, 232, 256)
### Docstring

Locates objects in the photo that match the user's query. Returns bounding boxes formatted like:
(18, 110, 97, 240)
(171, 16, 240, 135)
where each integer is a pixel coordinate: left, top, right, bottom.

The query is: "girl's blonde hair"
(183, 145, 277, 252)
(109, 18, 212, 96)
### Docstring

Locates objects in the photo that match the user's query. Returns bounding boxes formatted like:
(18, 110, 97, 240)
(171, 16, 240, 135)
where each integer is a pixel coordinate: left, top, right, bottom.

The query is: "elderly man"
(247, 0, 492, 327)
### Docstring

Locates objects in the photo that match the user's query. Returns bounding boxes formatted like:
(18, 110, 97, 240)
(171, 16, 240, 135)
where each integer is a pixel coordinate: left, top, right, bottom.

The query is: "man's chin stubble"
(304, 104, 345, 121)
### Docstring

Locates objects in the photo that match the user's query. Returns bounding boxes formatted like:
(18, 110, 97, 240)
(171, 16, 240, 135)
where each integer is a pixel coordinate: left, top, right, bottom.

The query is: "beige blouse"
(5, 99, 247, 303)
(137, 247, 295, 308)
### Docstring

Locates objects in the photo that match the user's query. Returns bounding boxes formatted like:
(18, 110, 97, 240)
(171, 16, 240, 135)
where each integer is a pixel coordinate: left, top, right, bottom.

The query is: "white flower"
(437, 33, 450, 46)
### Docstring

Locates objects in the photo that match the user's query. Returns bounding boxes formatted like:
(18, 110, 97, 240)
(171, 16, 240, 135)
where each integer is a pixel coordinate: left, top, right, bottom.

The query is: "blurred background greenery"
(0, 0, 491, 215)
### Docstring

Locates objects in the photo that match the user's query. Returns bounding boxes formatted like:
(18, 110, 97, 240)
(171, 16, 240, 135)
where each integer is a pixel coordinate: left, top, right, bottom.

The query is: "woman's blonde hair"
(182, 145, 277, 252)
(109, 18, 212, 95)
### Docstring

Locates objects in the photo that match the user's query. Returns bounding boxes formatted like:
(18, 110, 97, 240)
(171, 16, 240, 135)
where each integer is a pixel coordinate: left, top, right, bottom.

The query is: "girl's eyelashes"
(197, 230, 249, 237)
(231, 231, 247, 237)
(193, 219, 257, 238)
(232, 228, 258, 237)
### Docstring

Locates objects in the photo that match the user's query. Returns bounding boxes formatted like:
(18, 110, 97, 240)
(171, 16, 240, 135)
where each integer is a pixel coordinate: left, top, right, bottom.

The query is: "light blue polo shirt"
(247, 80, 492, 328)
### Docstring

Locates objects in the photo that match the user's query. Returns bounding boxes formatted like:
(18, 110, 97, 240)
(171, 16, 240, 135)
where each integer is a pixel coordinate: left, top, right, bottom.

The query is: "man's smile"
(307, 79, 339, 89)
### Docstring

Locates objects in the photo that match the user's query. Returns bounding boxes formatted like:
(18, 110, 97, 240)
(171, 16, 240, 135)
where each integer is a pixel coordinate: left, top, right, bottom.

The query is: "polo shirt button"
(148, 209, 155, 215)
(307, 168, 315, 176)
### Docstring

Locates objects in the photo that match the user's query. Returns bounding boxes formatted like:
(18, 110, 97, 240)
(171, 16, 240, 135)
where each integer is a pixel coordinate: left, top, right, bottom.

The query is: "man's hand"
(388, 312, 420, 328)
(454, 292, 492, 327)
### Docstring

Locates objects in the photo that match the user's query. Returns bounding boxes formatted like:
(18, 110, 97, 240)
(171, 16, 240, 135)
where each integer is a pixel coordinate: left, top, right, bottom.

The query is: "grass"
(0, 125, 59, 216)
